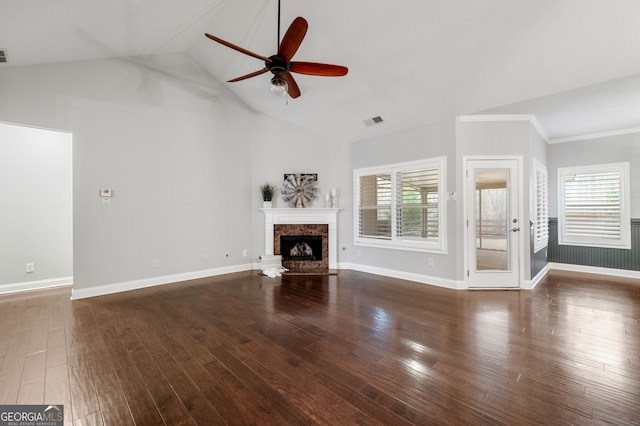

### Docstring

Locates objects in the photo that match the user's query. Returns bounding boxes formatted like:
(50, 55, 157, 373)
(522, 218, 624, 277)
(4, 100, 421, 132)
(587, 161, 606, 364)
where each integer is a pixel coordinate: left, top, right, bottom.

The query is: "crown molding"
(457, 114, 549, 142)
(547, 126, 640, 144)
(0, 120, 72, 134)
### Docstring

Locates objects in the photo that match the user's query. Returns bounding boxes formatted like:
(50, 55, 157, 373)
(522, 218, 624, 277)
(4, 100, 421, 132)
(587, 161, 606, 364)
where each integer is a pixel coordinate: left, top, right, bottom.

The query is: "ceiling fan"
(204, 0, 348, 99)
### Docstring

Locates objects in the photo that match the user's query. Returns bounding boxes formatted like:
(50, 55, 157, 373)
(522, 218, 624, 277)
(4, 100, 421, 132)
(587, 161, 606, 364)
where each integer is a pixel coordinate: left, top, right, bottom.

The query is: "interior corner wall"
(249, 116, 351, 265)
(0, 53, 259, 297)
(0, 122, 72, 292)
(349, 118, 458, 284)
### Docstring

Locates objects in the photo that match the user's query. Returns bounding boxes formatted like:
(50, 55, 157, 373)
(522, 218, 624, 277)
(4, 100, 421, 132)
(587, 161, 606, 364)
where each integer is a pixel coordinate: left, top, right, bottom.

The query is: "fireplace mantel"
(261, 208, 339, 269)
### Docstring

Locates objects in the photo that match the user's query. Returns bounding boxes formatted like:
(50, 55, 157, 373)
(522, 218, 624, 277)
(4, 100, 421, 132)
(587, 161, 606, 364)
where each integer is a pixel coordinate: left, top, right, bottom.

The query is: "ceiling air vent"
(0, 49, 6, 63)
(364, 115, 384, 127)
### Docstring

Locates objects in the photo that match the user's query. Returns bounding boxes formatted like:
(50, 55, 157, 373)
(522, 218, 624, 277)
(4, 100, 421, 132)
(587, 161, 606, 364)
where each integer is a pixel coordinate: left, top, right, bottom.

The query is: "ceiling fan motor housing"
(267, 55, 290, 76)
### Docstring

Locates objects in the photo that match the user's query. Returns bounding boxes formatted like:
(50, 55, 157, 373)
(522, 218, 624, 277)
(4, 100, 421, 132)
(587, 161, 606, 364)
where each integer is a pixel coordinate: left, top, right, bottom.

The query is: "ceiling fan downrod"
(277, 0, 281, 51)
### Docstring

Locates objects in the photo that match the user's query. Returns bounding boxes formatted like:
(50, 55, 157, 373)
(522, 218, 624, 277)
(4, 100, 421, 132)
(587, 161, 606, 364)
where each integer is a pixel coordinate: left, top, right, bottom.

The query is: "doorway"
(465, 158, 522, 288)
(0, 121, 73, 293)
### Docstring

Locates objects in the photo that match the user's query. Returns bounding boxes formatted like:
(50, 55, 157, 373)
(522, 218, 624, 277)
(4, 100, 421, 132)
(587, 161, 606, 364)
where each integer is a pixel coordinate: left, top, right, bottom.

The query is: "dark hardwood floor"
(1, 269, 639, 425)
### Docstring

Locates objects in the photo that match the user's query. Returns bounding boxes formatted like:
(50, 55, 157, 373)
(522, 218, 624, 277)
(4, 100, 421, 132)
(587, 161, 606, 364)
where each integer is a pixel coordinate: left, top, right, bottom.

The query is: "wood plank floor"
(1, 269, 639, 425)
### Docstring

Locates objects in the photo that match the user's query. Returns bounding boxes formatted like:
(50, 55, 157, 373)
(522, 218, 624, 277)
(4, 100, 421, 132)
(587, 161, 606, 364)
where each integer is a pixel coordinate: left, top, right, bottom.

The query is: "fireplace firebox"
(274, 223, 328, 273)
(280, 235, 323, 261)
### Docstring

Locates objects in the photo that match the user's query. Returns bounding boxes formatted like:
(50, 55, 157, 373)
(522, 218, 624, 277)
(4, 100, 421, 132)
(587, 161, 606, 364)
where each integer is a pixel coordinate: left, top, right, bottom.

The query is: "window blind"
(534, 161, 548, 252)
(396, 168, 439, 240)
(358, 174, 392, 239)
(558, 162, 630, 249)
(563, 170, 621, 239)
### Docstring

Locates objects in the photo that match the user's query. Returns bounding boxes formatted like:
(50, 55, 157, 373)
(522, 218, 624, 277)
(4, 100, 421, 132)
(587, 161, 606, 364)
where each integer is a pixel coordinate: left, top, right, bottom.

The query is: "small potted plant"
(260, 182, 276, 208)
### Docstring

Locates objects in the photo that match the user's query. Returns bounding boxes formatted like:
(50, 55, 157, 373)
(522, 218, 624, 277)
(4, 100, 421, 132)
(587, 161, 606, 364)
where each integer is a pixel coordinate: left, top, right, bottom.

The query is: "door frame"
(463, 155, 525, 289)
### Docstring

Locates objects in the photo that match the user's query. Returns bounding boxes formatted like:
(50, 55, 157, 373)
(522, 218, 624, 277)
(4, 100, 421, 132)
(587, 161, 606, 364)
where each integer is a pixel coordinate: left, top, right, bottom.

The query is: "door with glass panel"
(466, 159, 520, 288)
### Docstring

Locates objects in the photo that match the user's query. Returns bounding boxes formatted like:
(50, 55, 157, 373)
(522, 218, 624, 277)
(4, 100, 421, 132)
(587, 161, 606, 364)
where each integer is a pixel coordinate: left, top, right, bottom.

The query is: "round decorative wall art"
(282, 173, 317, 208)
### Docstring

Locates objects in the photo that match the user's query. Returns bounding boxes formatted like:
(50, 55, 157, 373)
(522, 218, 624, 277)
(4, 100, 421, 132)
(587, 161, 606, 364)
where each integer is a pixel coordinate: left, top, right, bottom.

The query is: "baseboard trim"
(549, 262, 640, 280)
(0, 277, 73, 296)
(345, 263, 464, 290)
(71, 264, 254, 300)
(341, 262, 640, 290)
(65, 261, 640, 300)
(523, 264, 550, 289)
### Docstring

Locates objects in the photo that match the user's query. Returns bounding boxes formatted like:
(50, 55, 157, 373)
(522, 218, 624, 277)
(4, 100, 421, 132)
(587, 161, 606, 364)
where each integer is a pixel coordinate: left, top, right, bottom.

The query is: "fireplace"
(261, 208, 339, 274)
(275, 224, 328, 272)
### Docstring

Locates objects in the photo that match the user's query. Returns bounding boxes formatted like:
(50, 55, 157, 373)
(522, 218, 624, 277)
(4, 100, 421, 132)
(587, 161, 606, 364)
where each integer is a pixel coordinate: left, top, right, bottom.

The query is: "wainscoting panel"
(548, 218, 640, 271)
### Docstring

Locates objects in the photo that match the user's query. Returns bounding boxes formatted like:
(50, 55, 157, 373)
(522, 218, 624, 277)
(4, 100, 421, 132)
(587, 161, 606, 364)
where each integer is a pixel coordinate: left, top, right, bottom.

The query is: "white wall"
(0, 53, 351, 298)
(0, 122, 73, 292)
(0, 54, 255, 297)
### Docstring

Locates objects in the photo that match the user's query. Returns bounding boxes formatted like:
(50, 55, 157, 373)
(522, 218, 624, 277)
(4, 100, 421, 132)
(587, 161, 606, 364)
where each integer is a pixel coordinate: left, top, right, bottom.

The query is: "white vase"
(262, 201, 272, 208)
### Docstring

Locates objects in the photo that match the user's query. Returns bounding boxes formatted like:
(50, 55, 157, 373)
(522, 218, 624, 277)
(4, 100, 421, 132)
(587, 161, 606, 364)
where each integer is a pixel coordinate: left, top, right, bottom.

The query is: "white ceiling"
(3, 0, 640, 143)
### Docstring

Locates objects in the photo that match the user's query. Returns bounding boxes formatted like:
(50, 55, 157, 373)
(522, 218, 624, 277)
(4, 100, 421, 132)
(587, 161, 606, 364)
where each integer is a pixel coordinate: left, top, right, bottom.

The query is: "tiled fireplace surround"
(262, 208, 339, 273)
(275, 224, 328, 272)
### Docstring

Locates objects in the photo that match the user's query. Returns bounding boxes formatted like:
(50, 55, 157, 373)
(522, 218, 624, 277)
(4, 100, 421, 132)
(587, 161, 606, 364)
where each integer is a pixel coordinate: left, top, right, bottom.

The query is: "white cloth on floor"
(261, 266, 288, 278)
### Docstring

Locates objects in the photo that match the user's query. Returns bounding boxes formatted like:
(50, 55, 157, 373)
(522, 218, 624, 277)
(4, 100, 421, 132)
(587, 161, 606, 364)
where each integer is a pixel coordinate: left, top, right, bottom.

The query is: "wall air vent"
(0, 49, 6, 63)
(364, 115, 384, 127)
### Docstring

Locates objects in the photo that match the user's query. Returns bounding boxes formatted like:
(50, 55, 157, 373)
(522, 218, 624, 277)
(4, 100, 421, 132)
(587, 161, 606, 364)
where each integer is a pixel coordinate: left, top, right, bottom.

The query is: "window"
(532, 159, 548, 252)
(558, 162, 630, 249)
(354, 157, 446, 253)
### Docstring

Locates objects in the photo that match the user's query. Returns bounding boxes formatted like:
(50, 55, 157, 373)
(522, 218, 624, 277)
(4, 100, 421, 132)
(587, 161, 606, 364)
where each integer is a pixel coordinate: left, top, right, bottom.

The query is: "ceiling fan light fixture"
(270, 75, 288, 96)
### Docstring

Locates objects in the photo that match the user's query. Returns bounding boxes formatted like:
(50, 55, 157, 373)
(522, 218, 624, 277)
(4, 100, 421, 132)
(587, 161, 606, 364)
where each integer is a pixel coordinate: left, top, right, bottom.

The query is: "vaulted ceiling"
(3, 0, 640, 143)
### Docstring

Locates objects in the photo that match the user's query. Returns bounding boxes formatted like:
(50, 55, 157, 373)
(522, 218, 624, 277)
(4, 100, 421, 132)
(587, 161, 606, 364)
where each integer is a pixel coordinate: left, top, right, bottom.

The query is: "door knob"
(511, 227, 520, 232)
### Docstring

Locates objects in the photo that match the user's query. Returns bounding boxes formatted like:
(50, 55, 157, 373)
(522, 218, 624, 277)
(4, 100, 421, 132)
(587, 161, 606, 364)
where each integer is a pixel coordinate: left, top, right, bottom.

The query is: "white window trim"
(532, 159, 549, 253)
(353, 156, 447, 254)
(557, 162, 631, 249)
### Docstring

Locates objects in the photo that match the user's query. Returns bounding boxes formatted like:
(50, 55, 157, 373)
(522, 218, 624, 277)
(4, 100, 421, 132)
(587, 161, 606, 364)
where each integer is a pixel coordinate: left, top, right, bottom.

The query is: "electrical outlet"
(153, 259, 160, 268)
(242, 249, 247, 257)
(26, 263, 35, 273)
(428, 258, 434, 267)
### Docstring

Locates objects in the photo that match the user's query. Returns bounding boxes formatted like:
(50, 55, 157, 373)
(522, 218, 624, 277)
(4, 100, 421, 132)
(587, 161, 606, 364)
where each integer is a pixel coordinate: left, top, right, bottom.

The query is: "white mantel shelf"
(261, 208, 340, 269)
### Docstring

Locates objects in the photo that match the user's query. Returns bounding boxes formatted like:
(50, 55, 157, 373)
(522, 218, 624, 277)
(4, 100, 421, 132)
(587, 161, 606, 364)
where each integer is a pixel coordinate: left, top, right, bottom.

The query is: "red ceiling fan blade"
(290, 61, 348, 77)
(278, 17, 308, 61)
(205, 33, 271, 62)
(227, 68, 269, 82)
(283, 72, 301, 98)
